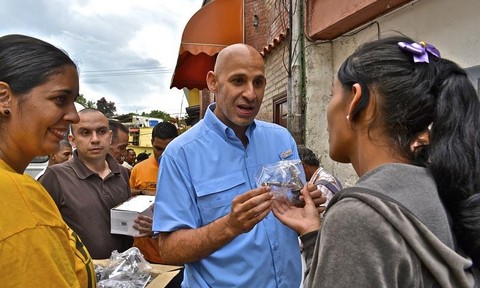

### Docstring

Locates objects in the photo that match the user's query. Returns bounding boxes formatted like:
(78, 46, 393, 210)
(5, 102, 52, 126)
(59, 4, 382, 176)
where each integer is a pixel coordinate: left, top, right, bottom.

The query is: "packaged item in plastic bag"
(255, 160, 306, 206)
(96, 247, 152, 288)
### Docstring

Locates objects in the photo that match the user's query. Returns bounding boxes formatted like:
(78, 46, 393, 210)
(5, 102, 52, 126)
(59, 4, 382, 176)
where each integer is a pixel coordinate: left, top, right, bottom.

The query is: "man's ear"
(347, 83, 362, 120)
(0, 81, 12, 109)
(206, 71, 218, 93)
(68, 134, 76, 149)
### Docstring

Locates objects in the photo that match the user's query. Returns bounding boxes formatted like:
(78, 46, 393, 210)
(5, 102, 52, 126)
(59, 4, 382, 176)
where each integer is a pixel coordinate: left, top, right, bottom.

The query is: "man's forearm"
(157, 215, 239, 265)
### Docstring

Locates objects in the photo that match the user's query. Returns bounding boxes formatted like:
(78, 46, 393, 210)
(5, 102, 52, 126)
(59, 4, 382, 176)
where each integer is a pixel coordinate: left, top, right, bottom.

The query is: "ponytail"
(428, 61, 480, 266)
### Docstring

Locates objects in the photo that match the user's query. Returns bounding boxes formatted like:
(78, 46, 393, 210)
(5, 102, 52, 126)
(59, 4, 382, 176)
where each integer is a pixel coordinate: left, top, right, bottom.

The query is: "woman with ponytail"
(273, 35, 479, 287)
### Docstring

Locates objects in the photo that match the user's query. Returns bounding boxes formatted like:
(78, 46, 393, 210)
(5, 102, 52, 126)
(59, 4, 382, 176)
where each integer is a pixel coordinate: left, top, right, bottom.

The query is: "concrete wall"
(305, 0, 480, 187)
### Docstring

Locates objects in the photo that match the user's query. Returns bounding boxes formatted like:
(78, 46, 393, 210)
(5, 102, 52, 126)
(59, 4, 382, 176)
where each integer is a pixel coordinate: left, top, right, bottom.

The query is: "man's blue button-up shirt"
(153, 104, 301, 287)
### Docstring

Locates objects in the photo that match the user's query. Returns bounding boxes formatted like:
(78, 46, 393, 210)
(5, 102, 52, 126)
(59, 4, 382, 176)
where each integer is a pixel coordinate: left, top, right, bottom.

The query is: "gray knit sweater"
(300, 163, 475, 287)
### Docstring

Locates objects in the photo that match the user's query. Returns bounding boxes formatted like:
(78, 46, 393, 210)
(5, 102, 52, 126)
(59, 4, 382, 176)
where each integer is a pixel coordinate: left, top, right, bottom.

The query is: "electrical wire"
(80, 67, 173, 78)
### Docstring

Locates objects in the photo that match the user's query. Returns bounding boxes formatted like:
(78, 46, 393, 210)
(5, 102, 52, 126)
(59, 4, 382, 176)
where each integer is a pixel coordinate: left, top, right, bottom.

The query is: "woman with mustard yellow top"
(0, 34, 95, 287)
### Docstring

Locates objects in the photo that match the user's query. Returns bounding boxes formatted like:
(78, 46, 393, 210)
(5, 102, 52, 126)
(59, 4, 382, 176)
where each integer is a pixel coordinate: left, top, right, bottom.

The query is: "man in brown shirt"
(40, 108, 151, 259)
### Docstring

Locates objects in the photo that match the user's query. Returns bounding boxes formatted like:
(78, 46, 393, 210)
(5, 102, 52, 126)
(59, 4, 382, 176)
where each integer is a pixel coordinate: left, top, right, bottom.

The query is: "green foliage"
(77, 95, 175, 122)
(76, 94, 96, 108)
(76, 94, 87, 106)
(143, 110, 173, 121)
(96, 97, 116, 117)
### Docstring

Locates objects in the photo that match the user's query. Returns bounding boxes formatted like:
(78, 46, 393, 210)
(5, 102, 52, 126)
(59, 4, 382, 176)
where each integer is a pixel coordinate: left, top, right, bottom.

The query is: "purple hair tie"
(398, 41, 441, 63)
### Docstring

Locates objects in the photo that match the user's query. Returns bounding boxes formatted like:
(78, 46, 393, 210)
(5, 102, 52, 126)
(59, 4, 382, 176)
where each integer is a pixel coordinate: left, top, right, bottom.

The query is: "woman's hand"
(302, 183, 327, 214)
(272, 183, 322, 235)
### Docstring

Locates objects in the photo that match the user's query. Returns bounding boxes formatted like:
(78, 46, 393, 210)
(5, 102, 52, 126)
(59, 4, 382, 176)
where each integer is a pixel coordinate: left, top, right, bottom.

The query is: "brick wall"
(245, 0, 289, 53)
(257, 40, 288, 122)
(265, 0, 289, 47)
(245, 0, 267, 51)
(245, 0, 290, 123)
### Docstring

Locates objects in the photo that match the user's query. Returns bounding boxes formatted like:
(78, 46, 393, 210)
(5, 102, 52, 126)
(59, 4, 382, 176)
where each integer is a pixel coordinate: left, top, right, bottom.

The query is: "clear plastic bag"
(255, 160, 306, 206)
(96, 247, 152, 288)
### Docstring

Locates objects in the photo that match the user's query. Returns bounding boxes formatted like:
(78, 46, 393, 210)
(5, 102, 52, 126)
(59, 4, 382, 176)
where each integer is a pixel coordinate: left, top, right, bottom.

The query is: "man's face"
(209, 47, 266, 135)
(71, 111, 112, 162)
(109, 130, 129, 164)
(51, 146, 73, 165)
(125, 150, 136, 165)
(152, 137, 174, 163)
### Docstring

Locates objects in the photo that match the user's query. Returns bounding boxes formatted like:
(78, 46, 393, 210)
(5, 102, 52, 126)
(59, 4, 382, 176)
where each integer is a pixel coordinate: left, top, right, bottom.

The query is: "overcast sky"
(0, 0, 201, 116)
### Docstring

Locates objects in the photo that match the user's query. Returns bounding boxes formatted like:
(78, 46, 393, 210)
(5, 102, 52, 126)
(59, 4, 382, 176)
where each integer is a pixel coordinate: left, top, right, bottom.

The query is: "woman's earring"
(346, 115, 350, 121)
(3, 109, 10, 116)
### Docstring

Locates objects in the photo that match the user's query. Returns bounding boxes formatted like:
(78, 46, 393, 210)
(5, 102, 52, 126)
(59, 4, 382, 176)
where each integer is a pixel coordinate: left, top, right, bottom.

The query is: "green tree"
(76, 94, 95, 108)
(96, 97, 116, 117)
(143, 110, 173, 121)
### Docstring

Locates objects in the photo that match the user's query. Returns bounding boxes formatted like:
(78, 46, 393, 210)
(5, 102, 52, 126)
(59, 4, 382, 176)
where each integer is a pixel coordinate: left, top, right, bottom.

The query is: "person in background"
(40, 108, 152, 259)
(129, 121, 180, 287)
(135, 152, 150, 164)
(152, 43, 325, 287)
(108, 119, 129, 166)
(130, 122, 178, 197)
(130, 122, 178, 257)
(273, 36, 480, 287)
(36, 139, 73, 180)
(50, 139, 74, 165)
(122, 148, 136, 170)
(297, 145, 342, 207)
(0, 34, 95, 287)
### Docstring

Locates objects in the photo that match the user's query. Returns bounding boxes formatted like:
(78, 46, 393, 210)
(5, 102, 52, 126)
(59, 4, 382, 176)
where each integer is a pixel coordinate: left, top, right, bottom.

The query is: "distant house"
(114, 114, 164, 155)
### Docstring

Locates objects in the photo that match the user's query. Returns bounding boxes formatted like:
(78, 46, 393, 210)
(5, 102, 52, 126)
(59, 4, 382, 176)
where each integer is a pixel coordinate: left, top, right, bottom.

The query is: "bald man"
(40, 108, 151, 259)
(153, 44, 325, 287)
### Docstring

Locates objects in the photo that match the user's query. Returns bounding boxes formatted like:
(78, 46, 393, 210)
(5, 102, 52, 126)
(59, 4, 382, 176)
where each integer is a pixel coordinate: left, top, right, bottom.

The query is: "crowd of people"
(0, 32, 479, 288)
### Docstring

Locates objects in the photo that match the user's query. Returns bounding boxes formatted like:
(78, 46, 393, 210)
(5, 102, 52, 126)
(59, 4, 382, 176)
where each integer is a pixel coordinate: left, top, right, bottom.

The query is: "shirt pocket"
(194, 172, 246, 224)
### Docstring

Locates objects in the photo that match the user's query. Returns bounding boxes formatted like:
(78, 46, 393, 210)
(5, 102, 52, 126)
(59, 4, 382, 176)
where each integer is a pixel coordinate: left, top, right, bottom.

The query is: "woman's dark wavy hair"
(338, 35, 480, 266)
(0, 34, 76, 95)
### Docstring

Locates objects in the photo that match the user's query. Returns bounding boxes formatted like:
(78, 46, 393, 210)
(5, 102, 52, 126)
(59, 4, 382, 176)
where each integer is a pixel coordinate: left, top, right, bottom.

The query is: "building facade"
(255, 0, 480, 186)
(176, 0, 480, 187)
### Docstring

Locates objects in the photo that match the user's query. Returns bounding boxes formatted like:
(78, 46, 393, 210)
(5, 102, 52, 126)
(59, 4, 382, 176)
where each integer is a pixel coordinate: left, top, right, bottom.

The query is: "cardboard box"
(93, 259, 183, 288)
(111, 195, 155, 236)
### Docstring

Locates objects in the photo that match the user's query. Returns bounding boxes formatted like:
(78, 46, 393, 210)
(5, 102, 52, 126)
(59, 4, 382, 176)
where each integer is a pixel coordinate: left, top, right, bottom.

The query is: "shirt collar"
(204, 103, 257, 143)
(70, 150, 121, 179)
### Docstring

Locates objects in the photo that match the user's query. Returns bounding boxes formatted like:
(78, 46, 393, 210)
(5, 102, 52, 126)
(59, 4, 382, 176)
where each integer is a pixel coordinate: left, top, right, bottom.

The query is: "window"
(273, 95, 288, 128)
(129, 128, 140, 146)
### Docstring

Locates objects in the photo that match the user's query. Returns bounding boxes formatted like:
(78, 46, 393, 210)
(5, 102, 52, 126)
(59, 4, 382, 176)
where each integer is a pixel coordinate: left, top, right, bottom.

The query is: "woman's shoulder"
(0, 170, 66, 241)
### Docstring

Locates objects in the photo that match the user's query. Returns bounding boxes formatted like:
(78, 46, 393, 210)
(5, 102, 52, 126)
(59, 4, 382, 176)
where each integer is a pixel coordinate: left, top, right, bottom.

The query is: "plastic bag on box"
(255, 160, 306, 206)
(97, 247, 152, 288)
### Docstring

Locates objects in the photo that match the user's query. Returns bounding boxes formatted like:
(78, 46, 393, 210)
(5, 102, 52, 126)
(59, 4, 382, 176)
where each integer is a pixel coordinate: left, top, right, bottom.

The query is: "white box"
(111, 195, 155, 236)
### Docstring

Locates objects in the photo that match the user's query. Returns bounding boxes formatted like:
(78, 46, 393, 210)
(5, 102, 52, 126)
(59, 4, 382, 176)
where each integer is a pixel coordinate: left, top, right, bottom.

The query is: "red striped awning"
(170, 0, 244, 90)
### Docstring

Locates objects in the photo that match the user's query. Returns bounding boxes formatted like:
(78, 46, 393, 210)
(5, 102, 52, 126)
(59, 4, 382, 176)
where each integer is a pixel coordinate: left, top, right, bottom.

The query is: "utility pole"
(287, 0, 306, 144)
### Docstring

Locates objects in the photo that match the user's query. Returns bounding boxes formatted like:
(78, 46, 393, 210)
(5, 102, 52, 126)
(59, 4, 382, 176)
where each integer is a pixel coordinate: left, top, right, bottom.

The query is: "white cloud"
(0, 0, 202, 116)
(71, 0, 133, 16)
